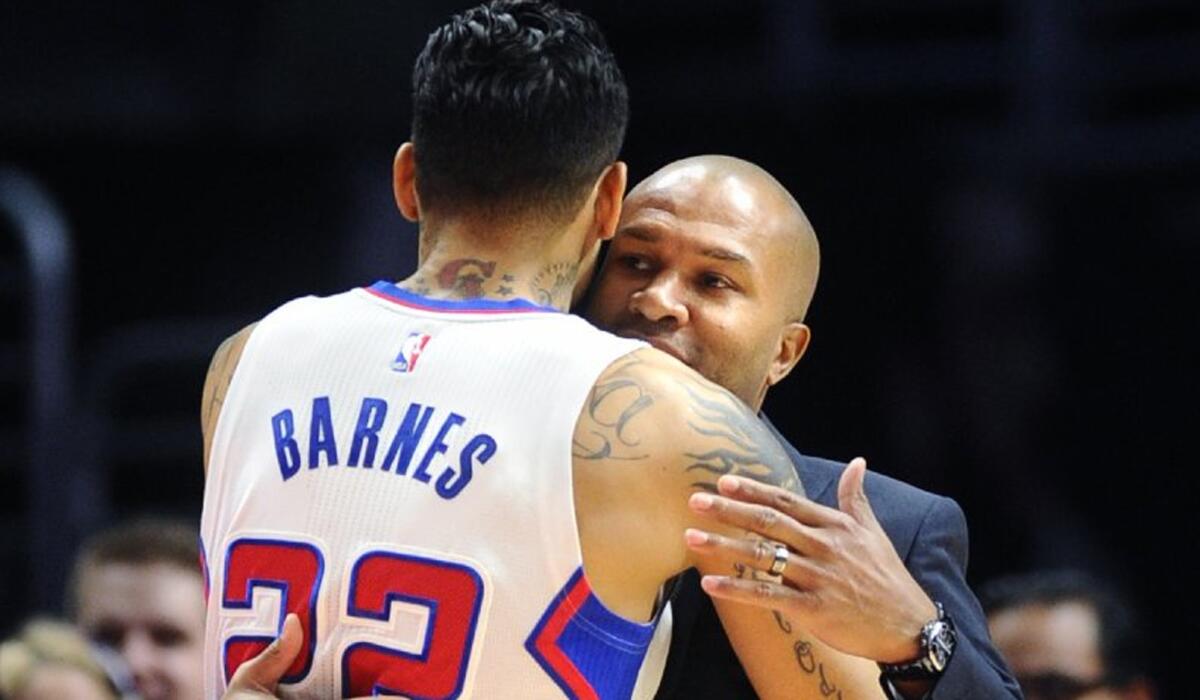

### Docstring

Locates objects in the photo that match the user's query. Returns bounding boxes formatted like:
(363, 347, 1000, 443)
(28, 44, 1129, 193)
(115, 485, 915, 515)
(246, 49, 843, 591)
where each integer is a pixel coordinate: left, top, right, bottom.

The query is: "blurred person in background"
(69, 518, 206, 700)
(981, 570, 1155, 700)
(0, 618, 123, 700)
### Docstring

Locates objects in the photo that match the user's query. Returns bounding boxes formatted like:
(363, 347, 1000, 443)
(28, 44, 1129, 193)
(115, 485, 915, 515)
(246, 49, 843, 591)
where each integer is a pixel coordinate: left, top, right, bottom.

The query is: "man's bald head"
(625, 155, 820, 321)
(587, 154, 820, 409)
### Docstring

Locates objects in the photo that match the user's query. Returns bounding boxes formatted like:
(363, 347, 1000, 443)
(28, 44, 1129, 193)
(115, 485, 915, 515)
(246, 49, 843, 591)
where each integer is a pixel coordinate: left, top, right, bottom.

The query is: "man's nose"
(629, 274, 689, 325)
(120, 631, 158, 680)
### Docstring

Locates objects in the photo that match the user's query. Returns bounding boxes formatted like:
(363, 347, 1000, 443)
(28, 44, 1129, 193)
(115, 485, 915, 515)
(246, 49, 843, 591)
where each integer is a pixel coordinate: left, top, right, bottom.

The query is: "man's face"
(76, 562, 205, 700)
(586, 177, 797, 408)
(989, 601, 1124, 700)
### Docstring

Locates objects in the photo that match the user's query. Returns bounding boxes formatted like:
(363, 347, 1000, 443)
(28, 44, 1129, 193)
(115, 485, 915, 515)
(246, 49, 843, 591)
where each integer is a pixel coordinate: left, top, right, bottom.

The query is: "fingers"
(226, 613, 302, 694)
(699, 573, 818, 613)
(836, 457, 879, 526)
(713, 475, 845, 528)
(690, 491, 830, 556)
(685, 528, 818, 587)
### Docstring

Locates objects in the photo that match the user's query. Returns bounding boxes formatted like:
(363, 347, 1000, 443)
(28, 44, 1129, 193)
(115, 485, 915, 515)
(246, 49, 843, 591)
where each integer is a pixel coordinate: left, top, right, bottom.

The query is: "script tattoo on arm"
(794, 639, 845, 699)
(573, 355, 653, 461)
(677, 378, 802, 496)
(733, 563, 848, 697)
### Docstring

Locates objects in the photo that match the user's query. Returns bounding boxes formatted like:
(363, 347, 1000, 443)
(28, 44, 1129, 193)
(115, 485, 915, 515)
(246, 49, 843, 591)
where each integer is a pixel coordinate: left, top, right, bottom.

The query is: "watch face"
(927, 622, 956, 672)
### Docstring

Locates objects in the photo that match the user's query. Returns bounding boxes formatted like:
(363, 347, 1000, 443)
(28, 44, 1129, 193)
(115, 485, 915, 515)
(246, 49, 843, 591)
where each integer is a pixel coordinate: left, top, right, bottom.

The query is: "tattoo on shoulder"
(573, 355, 652, 461)
(676, 378, 801, 496)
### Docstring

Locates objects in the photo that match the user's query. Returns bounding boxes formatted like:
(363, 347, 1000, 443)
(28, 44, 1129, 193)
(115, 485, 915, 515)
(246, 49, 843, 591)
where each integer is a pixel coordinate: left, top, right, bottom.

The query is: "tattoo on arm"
(794, 640, 845, 699)
(573, 356, 653, 460)
(580, 355, 840, 694)
(731, 560, 850, 697)
(773, 609, 793, 634)
(677, 379, 802, 496)
(766, 598, 846, 698)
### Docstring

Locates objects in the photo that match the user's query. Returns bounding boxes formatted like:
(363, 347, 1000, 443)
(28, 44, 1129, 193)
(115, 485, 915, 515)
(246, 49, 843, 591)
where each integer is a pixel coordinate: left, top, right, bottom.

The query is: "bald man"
(585, 156, 1021, 699)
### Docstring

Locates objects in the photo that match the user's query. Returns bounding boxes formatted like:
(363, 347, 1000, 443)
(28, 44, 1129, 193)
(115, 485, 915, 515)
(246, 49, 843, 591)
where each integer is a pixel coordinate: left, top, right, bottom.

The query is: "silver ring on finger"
(768, 542, 789, 577)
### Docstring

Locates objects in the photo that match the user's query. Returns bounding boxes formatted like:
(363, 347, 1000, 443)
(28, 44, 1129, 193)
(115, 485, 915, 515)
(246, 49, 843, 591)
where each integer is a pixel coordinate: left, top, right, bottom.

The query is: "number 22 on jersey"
(218, 537, 490, 698)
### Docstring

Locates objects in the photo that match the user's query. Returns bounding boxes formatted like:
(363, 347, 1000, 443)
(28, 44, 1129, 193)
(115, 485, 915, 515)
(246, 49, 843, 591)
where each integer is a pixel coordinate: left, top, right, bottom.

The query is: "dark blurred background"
(1, 0, 1197, 695)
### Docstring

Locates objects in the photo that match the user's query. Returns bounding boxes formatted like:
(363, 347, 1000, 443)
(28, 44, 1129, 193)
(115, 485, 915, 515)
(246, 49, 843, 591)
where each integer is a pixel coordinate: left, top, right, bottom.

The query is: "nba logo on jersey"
(391, 331, 432, 373)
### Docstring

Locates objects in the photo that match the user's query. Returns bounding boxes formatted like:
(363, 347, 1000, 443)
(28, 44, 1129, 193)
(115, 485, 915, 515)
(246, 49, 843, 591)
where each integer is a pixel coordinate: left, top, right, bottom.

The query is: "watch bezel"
(878, 602, 957, 680)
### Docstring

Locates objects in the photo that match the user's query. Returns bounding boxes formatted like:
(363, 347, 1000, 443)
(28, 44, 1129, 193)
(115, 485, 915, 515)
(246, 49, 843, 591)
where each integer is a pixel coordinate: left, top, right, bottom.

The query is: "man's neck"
(401, 248, 581, 312)
(400, 211, 591, 311)
(400, 252, 578, 309)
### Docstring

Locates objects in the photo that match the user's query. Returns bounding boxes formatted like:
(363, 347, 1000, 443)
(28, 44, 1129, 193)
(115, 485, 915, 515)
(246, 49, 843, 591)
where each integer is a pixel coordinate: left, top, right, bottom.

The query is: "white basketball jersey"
(200, 281, 662, 699)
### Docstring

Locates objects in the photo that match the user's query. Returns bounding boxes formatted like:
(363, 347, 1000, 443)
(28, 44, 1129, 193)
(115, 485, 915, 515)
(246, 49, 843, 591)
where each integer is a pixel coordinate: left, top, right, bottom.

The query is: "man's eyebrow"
(700, 247, 749, 265)
(622, 226, 750, 265)
(622, 227, 660, 243)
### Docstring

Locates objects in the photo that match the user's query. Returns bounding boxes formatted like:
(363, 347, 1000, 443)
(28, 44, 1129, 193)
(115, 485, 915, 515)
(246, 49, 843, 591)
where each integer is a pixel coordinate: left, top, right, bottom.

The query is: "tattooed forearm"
(677, 380, 801, 495)
(794, 640, 845, 699)
(573, 356, 653, 461)
(735, 559, 846, 698)
(773, 609, 793, 634)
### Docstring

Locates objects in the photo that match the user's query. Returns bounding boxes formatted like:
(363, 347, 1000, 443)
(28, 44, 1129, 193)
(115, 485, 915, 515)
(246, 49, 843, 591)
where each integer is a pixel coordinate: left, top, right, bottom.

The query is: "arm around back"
(572, 347, 886, 698)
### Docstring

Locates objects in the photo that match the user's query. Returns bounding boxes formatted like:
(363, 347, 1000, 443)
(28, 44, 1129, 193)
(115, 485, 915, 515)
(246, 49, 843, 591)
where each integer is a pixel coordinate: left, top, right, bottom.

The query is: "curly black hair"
(411, 0, 628, 223)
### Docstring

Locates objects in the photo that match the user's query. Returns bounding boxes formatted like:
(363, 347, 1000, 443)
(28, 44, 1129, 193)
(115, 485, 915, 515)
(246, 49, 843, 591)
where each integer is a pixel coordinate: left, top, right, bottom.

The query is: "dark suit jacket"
(654, 419, 1022, 699)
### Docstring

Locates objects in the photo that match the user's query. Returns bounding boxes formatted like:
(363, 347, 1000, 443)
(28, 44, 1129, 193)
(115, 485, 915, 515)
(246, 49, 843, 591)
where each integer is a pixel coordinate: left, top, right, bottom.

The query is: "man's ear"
(592, 161, 627, 242)
(393, 142, 421, 222)
(767, 322, 811, 386)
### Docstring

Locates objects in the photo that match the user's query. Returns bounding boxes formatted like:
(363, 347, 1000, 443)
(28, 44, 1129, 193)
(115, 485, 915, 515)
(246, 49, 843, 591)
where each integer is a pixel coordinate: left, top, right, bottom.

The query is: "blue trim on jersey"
(559, 591, 655, 698)
(367, 280, 560, 314)
(526, 567, 656, 699)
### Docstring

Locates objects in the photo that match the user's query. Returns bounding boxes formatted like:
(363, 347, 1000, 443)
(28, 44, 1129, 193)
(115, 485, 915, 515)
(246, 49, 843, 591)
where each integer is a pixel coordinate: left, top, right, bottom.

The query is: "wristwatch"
(878, 601, 957, 694)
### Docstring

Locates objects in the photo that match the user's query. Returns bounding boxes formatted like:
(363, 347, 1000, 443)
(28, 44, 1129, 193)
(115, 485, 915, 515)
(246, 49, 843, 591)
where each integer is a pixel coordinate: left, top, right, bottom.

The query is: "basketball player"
(200, 2, 882, 698)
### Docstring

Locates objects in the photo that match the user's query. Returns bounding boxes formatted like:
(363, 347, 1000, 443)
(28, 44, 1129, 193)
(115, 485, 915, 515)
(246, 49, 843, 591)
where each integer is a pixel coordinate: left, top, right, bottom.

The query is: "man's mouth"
(619, 330, 691, 366)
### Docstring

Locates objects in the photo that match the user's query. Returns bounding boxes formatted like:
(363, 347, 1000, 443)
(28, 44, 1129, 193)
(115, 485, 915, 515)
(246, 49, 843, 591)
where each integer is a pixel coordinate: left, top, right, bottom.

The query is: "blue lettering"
(436, 433, 496, 499)
(347, 397, 388, 468)
(381, 403, 435, 475)
(272, 409, 301, 481)
(414, 412, 465, 483)
(308, 396, 339, 468)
